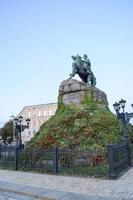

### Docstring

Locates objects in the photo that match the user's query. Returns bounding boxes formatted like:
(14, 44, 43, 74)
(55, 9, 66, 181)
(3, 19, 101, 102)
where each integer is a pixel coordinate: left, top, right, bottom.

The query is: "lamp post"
(10, 115, 16, 142)
(12, 116, 30, 147)
(113, 99, 133, 140)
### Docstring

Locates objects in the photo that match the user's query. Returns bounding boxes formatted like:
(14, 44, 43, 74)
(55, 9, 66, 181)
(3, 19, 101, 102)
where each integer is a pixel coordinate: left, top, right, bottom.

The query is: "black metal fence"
(19, 147, 53, 173)
(0, 144, 16, 170)
(107, 141, 132, 179)
(0, 142, 133, 179)
(0, 145, 108, 178)
(57, 147, 108, 177)
(130, 143, 133, 164)
(18, 146, 108, 177)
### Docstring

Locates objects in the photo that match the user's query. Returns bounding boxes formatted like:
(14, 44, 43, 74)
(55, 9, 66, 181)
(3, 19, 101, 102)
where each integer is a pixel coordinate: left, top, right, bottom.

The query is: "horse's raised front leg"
(69, 68, 77, 79)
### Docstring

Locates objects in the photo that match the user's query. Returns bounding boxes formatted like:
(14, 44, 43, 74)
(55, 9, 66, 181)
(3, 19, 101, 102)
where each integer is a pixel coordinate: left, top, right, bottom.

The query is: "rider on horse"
(69, 54, 96, 86)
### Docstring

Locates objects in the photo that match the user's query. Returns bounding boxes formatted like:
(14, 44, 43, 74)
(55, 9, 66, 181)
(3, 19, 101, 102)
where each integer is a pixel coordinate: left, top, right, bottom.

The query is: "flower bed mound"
(27, 104, 125, 149)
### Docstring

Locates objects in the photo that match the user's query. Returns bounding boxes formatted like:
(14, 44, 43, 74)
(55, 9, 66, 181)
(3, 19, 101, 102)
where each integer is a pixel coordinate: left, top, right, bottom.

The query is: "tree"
(0, 120, 13, 143)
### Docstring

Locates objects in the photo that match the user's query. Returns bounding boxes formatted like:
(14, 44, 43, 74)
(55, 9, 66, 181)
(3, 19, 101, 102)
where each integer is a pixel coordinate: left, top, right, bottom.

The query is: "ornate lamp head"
(113, 102, 120, 113)
(18, 115, 23, 123)
(13, 117, 18, 125)
(26, 118, 30, 126)
(119, 99, 126, 109)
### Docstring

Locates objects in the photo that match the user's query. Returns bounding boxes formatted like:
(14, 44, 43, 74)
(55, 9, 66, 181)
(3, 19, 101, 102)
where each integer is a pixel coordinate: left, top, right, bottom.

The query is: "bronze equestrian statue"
(69, 54, 96, 86)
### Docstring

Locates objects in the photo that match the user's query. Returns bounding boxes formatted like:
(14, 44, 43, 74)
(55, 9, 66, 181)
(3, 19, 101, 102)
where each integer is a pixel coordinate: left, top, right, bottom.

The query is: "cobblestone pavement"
(0, 190, 121, 200)
(0, 191, 52, 200)
(0, 168, 133, 199)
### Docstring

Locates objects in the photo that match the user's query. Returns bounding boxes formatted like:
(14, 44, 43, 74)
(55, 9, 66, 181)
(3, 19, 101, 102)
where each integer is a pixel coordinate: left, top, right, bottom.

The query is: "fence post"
(107, 144, 117, 179)
(15, 145, 19, 171)
(53, 147, 59, 175)
(126, 139, 132, 166)
(0, 145, 1, 159)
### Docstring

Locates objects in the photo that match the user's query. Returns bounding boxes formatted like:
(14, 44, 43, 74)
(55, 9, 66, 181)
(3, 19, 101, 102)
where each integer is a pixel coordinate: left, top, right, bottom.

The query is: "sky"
(0, 0, 133, 124)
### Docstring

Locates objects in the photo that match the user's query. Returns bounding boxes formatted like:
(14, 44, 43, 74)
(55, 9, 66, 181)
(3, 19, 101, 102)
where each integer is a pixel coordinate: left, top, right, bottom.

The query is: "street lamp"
(12, 116, 30, 147)
(10, 115, 16, 141)
(113, 99, 133, 139)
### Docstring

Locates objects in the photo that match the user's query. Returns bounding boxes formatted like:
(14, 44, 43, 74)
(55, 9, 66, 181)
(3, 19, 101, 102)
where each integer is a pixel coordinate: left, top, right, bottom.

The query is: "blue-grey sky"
(0, 0, 133, 123)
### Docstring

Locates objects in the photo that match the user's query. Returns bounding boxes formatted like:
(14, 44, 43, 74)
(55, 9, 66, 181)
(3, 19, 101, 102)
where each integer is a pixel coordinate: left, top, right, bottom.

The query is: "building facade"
(18, 103, 57, 143)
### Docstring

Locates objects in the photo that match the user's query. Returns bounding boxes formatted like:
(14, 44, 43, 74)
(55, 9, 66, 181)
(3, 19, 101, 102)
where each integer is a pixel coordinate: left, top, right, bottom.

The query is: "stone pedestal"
(59, 79, 108, 109)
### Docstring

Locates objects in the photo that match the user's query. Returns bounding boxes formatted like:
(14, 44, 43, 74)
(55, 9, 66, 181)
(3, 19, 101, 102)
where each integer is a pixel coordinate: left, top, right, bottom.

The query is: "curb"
(0, 182, 54, 200)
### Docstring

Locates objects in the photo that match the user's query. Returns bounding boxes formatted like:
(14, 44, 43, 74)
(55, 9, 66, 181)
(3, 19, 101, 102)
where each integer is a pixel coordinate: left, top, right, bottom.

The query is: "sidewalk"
(0, 168, 133, 200)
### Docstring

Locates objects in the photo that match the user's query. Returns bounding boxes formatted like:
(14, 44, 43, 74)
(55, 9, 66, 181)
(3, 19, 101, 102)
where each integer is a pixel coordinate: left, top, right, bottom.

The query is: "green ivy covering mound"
(27, 101, 126, 149)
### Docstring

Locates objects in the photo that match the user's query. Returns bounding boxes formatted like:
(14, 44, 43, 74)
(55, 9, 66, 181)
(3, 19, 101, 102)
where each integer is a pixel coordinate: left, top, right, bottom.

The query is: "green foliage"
(27, 100, 127, 150)
(0, 120, 13, 143)
(81, 91, 92, 107)
(60, 165, 108, 177)
(81, 91, 98, 111)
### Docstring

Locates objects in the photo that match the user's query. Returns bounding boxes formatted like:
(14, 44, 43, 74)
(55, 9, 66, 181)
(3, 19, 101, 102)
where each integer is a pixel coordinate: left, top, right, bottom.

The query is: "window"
(49, 110, 52, 115)
(28, 112, 31, 117)
(38, 111, 41, 116)
(43, 110, 47, 116)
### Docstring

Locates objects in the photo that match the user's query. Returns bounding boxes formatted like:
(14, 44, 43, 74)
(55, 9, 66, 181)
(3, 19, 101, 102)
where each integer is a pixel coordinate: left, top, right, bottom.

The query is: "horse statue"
(69, 54, 96, 86)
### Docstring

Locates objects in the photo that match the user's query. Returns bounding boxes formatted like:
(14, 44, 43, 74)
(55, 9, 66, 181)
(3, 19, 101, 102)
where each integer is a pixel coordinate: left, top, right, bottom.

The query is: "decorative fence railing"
(57, 147, 108, 177)
(19, 146, 108, 177)
(0, 142, 133, 179)
(19, 147, 53, 173)
(0, 145, 108, 178)
(107, 141, 132, 179)
(0, 144, 23, 170)
(130, 143, 133, 164)
(0, 144, 16, 169)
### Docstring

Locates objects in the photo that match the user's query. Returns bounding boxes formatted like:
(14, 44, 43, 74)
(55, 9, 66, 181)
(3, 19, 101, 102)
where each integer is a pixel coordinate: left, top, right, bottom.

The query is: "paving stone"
(0, 194, 9, 200)
(0, 183, 26, 192)
(0, 191, 38, 200)
(0, 191, 52, 200)
(61, 193, 98, 200)
(0, 182, 9, 188)
(18, 185, 47, 197)
(40, 190, 68, 200)
(96, 197, 117, 200)
(0, 169, 133, 200)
